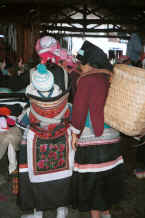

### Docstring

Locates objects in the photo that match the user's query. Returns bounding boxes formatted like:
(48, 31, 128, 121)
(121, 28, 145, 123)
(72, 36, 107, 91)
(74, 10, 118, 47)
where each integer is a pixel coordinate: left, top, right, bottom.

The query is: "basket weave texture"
(104, 64, 145, 136)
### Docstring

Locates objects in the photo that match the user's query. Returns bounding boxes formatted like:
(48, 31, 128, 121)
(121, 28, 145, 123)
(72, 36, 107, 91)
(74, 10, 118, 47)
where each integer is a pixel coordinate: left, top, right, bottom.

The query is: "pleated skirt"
(72, 141, 127, 212)
(17, 173, 72, 211)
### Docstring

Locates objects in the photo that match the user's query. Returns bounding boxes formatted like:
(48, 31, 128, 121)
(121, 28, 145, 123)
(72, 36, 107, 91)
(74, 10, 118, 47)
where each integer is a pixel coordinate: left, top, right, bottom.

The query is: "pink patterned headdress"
(35, 36, 61, 64)
(35, 36, 77, 70)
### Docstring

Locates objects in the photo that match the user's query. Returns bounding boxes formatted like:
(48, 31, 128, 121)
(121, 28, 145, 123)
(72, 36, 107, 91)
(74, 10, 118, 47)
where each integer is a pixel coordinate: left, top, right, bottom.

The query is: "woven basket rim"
(114, 64, 145, 73)
(113, 64, 145, 82)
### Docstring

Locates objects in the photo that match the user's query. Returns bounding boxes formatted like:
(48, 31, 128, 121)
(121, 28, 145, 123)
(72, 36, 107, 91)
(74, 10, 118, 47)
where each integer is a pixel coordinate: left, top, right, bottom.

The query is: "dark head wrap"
(76, 40, 113, 71)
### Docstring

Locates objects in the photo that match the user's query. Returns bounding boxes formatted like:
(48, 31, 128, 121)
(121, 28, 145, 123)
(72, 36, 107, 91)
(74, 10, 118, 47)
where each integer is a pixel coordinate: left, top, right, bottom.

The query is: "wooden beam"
(42, 32, 130, 39)
(39, 18, 140, 26)
(42, 25, 128, 33)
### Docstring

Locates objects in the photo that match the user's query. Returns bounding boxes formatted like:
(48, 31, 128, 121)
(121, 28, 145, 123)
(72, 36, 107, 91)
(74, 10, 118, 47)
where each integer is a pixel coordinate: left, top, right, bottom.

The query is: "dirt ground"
(0, 136, 145, 218)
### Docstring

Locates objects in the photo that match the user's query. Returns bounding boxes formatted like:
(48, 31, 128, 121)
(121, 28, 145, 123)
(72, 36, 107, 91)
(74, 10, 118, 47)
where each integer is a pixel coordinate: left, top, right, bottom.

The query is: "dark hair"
(77, 40, 113, 71)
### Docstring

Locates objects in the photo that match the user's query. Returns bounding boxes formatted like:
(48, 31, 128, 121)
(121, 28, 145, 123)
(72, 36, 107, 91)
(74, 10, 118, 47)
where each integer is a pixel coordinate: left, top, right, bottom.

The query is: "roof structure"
(0, 0, 145, 39)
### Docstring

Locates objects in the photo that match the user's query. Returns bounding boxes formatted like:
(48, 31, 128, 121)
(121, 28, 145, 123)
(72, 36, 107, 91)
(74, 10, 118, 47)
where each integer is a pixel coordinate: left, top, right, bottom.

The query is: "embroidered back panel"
(33, 133, 69, 175)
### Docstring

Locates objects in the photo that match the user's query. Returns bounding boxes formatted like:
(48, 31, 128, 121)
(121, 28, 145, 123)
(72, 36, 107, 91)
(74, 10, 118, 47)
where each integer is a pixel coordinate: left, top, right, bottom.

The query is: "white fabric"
(63, 69, 68, 90)
(0, 100, 26, 108)
(40, 36, 57, 50)
(8, 143, 17, 174)
(32, 68, 54, 92)
(0, 117, 8, 132)
(26, 83, 62, 98)
(74, 157, 124, 173)
(57, 207, 68, 218)
(8, 115, 16, 121)
(21, 209, 43, 218)
(78, 126, 120, 145)
(70, 124, 80, 135)
(34, 209, 43, 218)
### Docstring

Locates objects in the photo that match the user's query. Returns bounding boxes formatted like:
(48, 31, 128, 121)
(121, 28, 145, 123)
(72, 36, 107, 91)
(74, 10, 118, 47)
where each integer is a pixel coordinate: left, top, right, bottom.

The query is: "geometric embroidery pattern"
(33, 133, 69, 175)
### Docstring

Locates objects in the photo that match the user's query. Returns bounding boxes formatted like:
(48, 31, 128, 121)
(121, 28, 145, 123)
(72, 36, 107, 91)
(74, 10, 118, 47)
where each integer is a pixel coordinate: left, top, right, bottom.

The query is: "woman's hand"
(71, 133, 78, 151)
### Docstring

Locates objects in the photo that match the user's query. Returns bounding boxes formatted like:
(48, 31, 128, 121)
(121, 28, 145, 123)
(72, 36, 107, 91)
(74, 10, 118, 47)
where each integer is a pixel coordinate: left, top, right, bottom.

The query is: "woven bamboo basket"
(104, 64, 145, 136)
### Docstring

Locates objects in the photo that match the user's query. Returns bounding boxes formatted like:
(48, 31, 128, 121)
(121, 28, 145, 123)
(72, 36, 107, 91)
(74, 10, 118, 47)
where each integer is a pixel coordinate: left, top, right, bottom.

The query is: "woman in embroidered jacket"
(70, 40, 126, 218)
(16, 36, 74, 218)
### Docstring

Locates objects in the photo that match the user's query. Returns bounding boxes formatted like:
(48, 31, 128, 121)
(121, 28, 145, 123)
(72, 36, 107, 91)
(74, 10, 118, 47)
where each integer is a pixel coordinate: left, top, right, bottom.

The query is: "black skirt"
(72, 142, 127, 212)
(17, 173, 72, 211)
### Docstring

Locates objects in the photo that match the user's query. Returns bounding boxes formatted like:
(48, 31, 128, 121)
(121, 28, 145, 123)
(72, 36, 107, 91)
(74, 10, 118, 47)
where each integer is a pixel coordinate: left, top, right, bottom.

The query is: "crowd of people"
(0, 33, 145, 218)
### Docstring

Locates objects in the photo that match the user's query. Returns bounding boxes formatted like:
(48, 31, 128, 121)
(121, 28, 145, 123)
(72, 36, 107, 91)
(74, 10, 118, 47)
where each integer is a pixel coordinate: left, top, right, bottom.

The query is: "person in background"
(116, 55, 131, 65)
(0, 51, 40, 93)
(126, 33, 143, 67)
(117, 48, 145, 179)
(70, 40, 126, 218)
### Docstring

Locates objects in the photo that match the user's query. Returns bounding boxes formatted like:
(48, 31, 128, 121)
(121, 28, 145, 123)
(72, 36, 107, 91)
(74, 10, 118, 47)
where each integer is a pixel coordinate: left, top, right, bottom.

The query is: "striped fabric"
(74, 156, 123, 173)
(78, 126, 120, 146)
(73, 125, 124, 173)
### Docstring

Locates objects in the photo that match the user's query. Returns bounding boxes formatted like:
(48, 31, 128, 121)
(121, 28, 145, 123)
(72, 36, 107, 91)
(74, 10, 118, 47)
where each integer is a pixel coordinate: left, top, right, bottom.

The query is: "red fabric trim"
(31, 99, 67, 118)
(29, 109, 70, 139)
(19, 163, 28, 168)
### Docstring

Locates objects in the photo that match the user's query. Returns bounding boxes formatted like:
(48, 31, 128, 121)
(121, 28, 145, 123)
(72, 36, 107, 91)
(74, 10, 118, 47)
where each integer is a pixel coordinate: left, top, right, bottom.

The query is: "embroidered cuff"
(70, 125, 80, 134)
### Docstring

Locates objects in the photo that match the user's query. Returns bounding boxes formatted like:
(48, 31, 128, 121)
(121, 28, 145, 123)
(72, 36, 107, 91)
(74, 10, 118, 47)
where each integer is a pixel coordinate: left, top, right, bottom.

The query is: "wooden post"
(16, 24, 36, 63)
